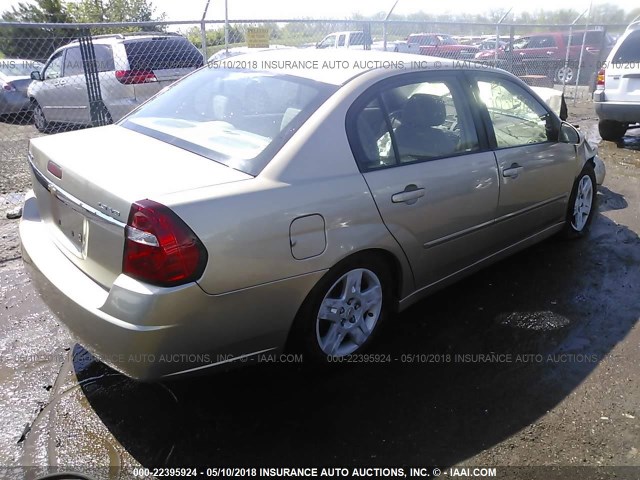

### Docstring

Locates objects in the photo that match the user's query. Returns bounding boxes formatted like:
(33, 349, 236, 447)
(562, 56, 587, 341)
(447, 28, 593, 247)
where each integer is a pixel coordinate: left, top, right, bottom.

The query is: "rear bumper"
(20, 192, 323, 380)
(0, 91, 31, 115)
(594, 96, 640, 123)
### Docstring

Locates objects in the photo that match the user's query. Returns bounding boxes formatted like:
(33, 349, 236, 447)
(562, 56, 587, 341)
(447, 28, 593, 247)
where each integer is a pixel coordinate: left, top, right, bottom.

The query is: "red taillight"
(115, 69, 157, 85)
(123, 200, 208, 287)
(597, 68, 605, 87)
(2, 82, 16, 92)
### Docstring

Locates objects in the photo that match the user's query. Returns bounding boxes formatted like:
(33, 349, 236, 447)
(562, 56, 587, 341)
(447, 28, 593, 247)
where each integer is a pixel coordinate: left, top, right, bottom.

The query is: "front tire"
(562, 164, 597, 239)
(32, 101, 50, 133)
(598, 120, 627, 141)
(289, 254, 394, 363)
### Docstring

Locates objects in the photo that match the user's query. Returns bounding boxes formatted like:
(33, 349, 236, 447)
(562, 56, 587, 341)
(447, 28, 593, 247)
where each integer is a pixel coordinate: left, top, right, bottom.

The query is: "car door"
(469, 73, 577, 246)
(36, 50, 65, 122)
(519, 34, 559, 59)
(60, 46, 90, 124)
(348, 73, 500, 290)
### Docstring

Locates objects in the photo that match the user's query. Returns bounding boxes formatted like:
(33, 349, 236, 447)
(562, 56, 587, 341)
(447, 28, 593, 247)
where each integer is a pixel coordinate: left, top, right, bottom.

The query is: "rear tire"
(598, 119, 627, 141)
(288, 254, 394, 364)
(554, 65, 575, 84)
(561, 164, 597, 239)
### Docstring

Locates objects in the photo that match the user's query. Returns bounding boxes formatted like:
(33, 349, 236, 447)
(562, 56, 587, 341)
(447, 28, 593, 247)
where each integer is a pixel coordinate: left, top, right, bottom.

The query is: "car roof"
(523, 29, 603, 37)
(54, 33, 186, 50)
(235, 49, 467, 85)
(327, 31, 364, 35)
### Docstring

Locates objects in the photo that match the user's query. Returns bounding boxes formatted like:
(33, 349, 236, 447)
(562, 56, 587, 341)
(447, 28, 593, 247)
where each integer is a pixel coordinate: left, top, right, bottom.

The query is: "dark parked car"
(0, 58, 44, 118)
(395, 34, 479, 59)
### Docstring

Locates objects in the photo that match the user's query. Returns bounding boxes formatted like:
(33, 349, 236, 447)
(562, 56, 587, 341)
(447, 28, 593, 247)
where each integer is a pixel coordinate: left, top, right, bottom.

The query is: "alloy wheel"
(571, 174, 593, 231)
(315, 268, 383, 357)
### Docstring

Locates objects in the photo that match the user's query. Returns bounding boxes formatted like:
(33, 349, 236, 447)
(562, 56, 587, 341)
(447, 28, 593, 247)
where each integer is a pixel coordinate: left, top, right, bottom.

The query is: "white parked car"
(208, 45, 294, 62)
(593, 21, 640, 140)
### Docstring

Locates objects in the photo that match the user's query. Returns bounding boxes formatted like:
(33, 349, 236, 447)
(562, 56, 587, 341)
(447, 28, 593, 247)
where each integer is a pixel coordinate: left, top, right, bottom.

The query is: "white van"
(28, 33, 203, 133)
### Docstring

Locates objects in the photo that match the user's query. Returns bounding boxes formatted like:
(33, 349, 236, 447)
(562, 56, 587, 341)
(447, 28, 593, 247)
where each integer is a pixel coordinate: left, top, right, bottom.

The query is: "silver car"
(20, 50, 602, 380)
(0, 59, 43, 116)
(27, 33, 203, 132)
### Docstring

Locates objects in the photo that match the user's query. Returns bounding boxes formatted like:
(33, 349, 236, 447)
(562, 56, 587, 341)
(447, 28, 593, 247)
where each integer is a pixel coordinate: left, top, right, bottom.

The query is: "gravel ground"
(0, 100, 639, 476)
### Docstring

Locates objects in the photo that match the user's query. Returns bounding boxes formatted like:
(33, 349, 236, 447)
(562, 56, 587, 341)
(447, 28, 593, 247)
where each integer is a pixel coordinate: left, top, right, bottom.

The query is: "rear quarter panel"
(156, 71, 415, 297)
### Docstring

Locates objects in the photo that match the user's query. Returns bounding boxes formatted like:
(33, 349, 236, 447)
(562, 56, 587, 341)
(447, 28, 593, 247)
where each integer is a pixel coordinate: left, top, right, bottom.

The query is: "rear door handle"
(503, 164, 524, 178)
(392, 185, 425, 204)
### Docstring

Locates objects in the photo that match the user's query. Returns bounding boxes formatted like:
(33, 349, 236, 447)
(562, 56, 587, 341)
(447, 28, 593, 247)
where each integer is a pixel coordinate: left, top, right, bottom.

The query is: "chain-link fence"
(0, 18, 630, 214)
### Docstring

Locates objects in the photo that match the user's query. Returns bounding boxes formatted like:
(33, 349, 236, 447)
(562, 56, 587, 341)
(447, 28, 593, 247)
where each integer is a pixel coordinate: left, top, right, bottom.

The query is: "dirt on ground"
(0, 99, 639, 477)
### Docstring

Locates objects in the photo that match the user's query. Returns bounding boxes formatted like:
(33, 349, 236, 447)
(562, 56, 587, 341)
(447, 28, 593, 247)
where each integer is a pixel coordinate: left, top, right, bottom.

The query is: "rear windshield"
(122, 68, 336, 175)
(612, 30, 640, 63)
(124, 37, 204, 70)
(349, 32, 372, 46)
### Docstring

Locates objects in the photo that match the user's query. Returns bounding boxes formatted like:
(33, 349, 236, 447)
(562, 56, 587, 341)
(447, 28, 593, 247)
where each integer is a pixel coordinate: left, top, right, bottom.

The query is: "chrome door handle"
(503, 164, 524, 178)
(392, 185, 425, 204)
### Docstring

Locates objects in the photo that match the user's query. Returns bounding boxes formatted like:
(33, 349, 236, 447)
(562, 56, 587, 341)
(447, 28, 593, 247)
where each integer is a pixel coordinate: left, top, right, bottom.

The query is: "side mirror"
(30, 70, 42, 81)
(560, 122, 581, 145)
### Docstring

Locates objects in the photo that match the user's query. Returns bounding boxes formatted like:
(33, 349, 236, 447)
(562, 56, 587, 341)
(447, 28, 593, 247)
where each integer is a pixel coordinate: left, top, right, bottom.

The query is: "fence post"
(574, 0, 594, 104)
(224, 0, 229, 53)
(383, 22, 387, 51)
(592, 25, 608, 92)
(561, 25, 574, 95)
(200, 21, 207, 62)
(508, 26, 515, 73)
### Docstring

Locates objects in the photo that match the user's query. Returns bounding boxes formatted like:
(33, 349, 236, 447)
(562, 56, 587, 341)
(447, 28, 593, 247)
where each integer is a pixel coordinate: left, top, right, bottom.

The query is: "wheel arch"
(314, 247, 405, 310)
(284, 247, 406, 352)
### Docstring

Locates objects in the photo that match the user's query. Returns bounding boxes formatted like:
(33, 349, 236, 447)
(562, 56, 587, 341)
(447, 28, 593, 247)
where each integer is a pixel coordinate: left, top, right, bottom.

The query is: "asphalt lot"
(0, 102, 639, 477)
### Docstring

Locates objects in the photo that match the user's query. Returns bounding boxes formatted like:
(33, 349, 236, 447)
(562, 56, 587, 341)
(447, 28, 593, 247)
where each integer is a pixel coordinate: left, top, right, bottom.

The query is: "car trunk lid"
(28, 125, 251, 289)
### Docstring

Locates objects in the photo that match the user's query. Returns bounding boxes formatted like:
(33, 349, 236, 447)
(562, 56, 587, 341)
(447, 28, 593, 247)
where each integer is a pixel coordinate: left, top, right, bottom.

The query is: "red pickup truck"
(394, 33, 479, 59)
(475, 30, 615, 84)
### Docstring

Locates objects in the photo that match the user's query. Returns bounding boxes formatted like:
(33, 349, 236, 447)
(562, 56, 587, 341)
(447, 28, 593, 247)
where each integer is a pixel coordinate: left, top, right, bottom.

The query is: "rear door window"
(63, 47, 83, 76)
(63, 45, 114, 76)
(348, 77, 480, 171)
(124, 37, 204, 70)
(526, 36, 557, 48)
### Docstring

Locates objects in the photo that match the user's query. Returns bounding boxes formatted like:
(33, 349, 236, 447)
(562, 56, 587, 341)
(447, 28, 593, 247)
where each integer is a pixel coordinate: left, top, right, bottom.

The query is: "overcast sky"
(1, 0, 637, 21)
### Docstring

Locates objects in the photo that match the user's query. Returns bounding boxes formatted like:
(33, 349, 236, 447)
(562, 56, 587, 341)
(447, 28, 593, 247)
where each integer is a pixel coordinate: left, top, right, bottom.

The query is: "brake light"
(2, 82, 16, 92)
(123, 200, 208, 287)
(597, 68, 605, 87)
(115, 69, 157, 84)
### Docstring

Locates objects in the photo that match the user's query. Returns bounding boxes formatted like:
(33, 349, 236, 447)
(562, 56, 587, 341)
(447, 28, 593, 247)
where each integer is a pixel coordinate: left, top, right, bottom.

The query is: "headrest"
(401, 94, 447, 128)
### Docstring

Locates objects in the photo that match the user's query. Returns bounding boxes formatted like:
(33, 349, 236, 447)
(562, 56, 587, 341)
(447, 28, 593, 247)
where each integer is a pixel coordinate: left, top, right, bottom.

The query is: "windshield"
(122, 68, 336, 175)
(0, 59, 43, 77)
